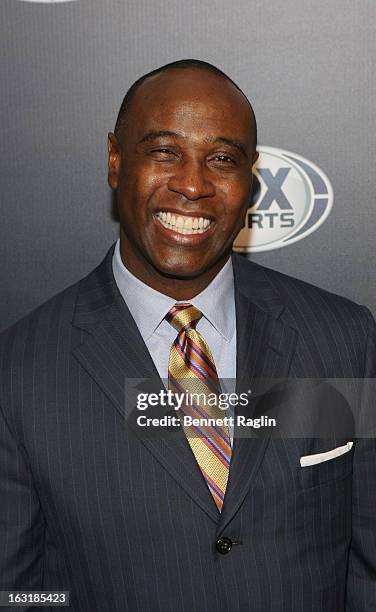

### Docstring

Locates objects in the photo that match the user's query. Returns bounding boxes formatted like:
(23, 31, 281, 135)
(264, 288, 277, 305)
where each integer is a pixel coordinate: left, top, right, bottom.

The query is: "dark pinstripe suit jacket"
(0, 243, 375, 612)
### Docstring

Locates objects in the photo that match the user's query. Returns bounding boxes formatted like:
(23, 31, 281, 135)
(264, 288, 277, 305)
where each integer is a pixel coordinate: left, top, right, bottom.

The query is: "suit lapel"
(72, 244, 220, 523)
(217, 255, 299, 534)
(71, 246, 299, 528)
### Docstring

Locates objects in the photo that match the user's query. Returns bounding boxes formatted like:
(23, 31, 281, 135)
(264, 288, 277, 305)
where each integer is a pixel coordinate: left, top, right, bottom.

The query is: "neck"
(118, 241, 230, 301)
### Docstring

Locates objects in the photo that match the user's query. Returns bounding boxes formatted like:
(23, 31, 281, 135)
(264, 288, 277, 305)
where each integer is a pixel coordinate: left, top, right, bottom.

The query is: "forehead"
(126, 69, 253, 143)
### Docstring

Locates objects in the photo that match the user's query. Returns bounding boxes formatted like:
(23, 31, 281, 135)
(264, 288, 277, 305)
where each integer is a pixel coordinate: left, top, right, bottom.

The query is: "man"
(0, 60, 375, 611)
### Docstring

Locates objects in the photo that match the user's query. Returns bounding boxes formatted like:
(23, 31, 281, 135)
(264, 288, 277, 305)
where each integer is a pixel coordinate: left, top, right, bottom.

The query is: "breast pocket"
(298, 442, 354, 490)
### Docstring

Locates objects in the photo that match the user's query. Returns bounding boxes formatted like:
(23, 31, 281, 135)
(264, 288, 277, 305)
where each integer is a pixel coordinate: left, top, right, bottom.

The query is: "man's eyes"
(210, 154, 236, 164)
(150, 148, 176, 157)
(149, 149, 237, 166)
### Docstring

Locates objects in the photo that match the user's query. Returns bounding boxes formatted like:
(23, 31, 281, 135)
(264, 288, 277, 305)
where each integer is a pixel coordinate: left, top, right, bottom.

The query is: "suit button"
(216, 537, 232, 554)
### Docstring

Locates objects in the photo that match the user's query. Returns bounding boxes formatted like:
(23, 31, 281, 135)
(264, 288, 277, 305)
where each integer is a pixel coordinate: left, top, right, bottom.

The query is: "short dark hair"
(114, 59, 257, 147)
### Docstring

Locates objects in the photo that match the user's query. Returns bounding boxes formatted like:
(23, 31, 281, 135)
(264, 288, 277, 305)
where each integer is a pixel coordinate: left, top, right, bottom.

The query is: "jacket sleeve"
(0, 399, 46, 608)
(346, 306, 376, 610)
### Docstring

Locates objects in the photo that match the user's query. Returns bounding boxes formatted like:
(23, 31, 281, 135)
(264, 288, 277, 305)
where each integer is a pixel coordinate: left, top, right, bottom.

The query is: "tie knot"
(166, 303, 202, 333)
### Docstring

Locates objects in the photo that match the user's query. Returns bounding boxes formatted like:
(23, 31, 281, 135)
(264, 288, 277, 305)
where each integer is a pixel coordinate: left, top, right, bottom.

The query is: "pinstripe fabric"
(0, 243, 375, 611)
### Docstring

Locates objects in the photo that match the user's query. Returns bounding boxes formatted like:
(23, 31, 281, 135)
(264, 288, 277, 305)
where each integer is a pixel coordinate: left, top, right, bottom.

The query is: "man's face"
(108, 69, 257, 288)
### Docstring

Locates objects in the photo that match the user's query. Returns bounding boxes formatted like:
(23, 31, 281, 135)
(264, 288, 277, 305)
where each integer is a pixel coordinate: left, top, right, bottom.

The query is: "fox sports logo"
(233, 146, 333, 253)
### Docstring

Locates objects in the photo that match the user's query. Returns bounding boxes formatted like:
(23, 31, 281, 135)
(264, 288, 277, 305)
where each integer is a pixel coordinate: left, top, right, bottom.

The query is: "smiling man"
(0, 60, 375, 612)
(108, 62, 258, 297)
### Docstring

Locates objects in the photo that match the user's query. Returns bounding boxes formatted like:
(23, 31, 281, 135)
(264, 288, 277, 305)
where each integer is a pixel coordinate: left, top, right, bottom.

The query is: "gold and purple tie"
(166, 303, 232, 512)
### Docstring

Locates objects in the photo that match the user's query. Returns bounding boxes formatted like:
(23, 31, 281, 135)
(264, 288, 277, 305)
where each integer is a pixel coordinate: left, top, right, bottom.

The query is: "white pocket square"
(300, 441, 353, 467)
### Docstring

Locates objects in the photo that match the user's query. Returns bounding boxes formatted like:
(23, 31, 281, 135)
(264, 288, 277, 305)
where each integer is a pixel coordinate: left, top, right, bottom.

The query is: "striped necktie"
(166, 303, 232, 512)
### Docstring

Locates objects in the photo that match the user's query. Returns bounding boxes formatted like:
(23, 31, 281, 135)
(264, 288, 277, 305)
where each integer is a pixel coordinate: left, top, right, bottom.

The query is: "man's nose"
(167, 160, 215, 200)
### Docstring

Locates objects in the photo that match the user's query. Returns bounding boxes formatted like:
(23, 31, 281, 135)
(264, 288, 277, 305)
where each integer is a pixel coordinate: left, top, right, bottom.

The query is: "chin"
(154, 259, 207, 280)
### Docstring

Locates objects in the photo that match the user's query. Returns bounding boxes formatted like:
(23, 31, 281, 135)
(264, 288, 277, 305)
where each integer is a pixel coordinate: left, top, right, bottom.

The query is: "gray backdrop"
(1, 0, 375, 331)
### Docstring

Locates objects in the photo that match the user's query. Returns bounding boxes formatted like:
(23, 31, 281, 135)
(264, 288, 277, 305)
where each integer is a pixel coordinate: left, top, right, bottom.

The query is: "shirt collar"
(112, 238, 235, 342)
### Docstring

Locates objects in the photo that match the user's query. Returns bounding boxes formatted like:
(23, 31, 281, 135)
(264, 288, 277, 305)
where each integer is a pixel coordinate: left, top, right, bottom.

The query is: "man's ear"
(107, 132, 121, 190)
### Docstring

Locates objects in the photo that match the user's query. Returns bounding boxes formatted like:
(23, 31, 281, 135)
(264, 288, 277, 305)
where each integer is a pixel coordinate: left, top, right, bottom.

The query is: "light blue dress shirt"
(112, 239, 237, 441)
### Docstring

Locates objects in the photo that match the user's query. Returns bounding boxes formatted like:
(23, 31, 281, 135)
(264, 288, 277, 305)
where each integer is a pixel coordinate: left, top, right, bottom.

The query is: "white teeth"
(155, 212, 212, 235)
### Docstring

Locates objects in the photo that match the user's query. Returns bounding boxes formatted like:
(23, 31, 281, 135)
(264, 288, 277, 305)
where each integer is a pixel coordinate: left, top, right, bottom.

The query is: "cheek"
(118, 177, 155, 218)
(220, 175, 251, 206)
(134, 173, 167, 209)
(220, 189, 249, 223)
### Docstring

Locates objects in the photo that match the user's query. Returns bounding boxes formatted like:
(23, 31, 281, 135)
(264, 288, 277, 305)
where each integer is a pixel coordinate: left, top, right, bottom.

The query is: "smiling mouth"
(154, 211, 213, 235)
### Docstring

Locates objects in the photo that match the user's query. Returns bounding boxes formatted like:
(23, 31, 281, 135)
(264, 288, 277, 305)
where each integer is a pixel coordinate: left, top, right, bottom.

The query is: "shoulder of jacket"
(232, 253, 372, 338)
